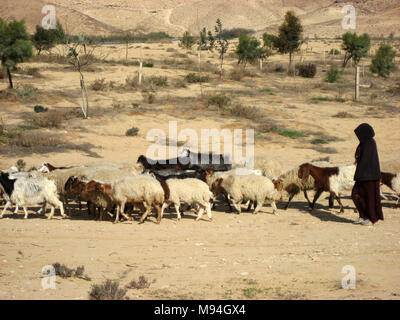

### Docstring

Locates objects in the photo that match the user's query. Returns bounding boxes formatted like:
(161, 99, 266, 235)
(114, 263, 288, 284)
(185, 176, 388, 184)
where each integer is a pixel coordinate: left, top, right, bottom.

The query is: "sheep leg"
(38, 202, 47, 215)
(310, 190, 323, 211)
(13, 204, 19, 214)
(233, 201, 242, 214)
(155, 204, 162, 224)
(224, 193, 234, 212)
(114, 205, 121, 224)
(174, 202, 182, 221)
(139, 205, 153, 224)
(47, 206, 56, 219)
(253, 200, 263, 214)
(195, 207, 204, 221)
(205, 203, 212, 221)
(98, 207, 103, 221)
(284, 193, 296, 210)
(1, 201, 12, 218)
(23, 207, 29, 219)
(271, 201, 278, 215)
(161, 202, 169, 218)
(246, 200, 253, 212)
(115, 202, 130, 221)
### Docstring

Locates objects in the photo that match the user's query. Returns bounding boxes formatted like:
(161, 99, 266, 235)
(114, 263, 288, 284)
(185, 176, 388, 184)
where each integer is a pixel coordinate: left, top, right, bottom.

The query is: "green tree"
(370, 44, 397, 78)
(0, 19, 33, 89)
(236, 34, 266, 69)
(208, 18, 230, 77)
(273, 11, 303, 73)
(341, 32, 371, 68)
(32, 25, 57, 55)
(53, 21, 66, 44)
(179, 31, 195, 50)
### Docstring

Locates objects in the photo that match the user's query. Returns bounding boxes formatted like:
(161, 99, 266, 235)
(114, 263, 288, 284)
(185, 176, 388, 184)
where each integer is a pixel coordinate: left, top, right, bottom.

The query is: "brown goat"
(65, 176, 114, 221)
(298, 163, 346, 213)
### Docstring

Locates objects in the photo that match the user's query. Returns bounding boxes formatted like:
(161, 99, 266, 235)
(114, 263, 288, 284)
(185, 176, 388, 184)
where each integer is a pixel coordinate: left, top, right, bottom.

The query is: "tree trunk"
(80, 72, 89, 118)
(259, 59, 263, 71)
(6, 67, 13, 89)
(354, 65, 360, 101)
(289, 52, 293, 73)
(138, 61, 143, 86)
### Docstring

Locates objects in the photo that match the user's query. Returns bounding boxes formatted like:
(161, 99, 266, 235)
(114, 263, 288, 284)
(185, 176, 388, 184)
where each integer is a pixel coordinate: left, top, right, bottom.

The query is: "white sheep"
(160, 178, 213, 221)
(0, 172, 65, 219)
(99, 175, 166, 224)
(213, 174, 282, 215)
(235, 155, 283, 178)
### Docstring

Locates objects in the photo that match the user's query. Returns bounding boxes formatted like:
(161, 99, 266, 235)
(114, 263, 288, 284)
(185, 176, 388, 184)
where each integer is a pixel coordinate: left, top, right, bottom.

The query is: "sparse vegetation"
(89, 279, 127, 300)
(126, 127, 139, 136)
(325, 64, 341, 83)
(125, 275, 156, 289)
(297, 63, 317, 78)
(184, 73, 210, 83)
(370, 44, 397, 78)
(53, 262, 91, 281)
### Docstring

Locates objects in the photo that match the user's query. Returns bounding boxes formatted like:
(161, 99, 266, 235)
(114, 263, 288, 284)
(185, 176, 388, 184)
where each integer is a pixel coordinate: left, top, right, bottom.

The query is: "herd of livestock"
(0, 149, 399, 224)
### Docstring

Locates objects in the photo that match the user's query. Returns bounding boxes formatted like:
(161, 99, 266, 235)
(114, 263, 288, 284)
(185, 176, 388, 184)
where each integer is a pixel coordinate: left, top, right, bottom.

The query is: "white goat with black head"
(0, 172, 65, 219)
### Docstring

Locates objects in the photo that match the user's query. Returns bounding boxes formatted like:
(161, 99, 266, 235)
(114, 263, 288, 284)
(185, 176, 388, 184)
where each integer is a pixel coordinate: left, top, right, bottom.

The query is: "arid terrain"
(1, 0, 400, 36)
(1, 2, 400, 300)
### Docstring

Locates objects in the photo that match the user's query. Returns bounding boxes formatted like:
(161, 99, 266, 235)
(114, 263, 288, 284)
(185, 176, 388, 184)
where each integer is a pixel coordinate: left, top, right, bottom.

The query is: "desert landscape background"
(0, 0, 400, 300)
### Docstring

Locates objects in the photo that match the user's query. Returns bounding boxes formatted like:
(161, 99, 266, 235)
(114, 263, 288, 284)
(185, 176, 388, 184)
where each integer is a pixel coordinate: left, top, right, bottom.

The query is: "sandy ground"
(0, 40, 400, 299)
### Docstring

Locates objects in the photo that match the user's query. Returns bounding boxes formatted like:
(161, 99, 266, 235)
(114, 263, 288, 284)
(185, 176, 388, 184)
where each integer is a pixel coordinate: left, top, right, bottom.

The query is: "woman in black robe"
(351, 123, 384, 226)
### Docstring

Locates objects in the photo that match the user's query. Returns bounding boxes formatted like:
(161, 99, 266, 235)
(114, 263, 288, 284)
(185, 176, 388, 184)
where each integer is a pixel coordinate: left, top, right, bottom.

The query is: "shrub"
(126, 275, 156, 289)
(207, 94, 231, 110)
(52, 263, 90, 280)
(276, 127, 306, 139)
(34, 105, 48, 113)
(184, 73, 210, 83)
(329, 48, 340, 55)
(28, 110, 65, 128)
(370, 44, 397, 78)
(89, 280, 127, 300)
(148, 76, 168, 87)
(297, 63, 317, 78)
(90, 78, 108, 91)
(11, 132, 62, 148)
(229, 104, 264, 121)
(126, 127, 139, 136)
(325, 64, 341, 83)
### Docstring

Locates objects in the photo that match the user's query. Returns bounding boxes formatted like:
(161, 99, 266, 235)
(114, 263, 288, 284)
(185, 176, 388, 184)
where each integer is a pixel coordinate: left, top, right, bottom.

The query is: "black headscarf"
(354, 123, 381, 181)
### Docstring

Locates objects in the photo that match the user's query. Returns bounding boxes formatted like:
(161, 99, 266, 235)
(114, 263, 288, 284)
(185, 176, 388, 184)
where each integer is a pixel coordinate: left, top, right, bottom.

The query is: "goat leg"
(328, 192, 335, 208)
(303, 189, 312, 208)
(284, 192, 295, 210)
(335, 195, 345, 213)
(311, 190, 323, 211)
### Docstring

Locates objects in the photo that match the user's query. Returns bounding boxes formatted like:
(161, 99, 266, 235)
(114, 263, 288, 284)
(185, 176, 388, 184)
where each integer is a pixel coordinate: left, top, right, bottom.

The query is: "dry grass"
(89, 279, 127, 300)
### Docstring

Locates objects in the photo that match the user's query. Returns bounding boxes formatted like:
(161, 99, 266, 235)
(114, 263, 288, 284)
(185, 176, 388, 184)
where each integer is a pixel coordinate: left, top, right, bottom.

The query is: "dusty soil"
(0, 40, 400, 300)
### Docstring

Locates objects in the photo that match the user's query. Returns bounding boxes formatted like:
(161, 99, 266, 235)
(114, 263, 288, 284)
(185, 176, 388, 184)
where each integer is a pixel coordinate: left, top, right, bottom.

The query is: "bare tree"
(64, 37, 98, 118)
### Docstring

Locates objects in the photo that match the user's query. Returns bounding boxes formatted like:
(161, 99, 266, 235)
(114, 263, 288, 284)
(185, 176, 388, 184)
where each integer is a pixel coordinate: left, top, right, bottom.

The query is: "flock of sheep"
(0, 150, 399, 224)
